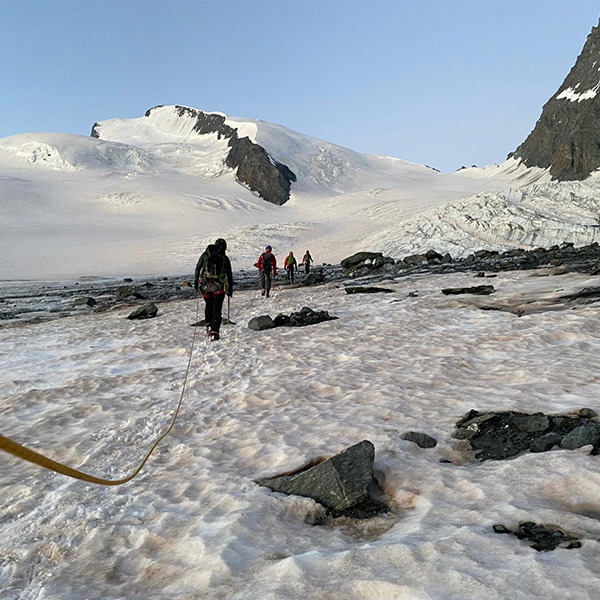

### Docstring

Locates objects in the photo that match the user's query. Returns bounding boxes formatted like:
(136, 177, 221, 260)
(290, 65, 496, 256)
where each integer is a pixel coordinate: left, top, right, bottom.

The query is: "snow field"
(2, 269, 600, 599)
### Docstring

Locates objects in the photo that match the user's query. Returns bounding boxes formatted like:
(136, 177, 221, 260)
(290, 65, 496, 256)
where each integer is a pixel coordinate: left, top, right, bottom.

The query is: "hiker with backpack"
(302, 250, 313, 274)
(284, 251, 298, 283)
(194, 238, 233, 341)
(256, 245, 277, 298)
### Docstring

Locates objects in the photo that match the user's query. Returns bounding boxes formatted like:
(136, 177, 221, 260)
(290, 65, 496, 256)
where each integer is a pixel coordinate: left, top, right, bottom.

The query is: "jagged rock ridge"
(92, 105, 296, 205)
(511, 18, 600, 181)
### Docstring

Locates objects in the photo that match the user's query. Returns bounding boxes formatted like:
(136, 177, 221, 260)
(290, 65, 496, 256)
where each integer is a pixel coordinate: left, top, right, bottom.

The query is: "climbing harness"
(0, 293, 204, 485)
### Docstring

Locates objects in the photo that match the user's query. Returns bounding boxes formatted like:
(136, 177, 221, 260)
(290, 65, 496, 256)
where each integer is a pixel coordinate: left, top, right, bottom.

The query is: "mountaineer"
(194, 238, 233, 341)
(284, 251, 299, 283)
(256, 245, 277, 298)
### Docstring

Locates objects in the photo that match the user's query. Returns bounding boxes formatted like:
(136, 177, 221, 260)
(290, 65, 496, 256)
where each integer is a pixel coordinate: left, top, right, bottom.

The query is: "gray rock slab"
(345, 286, 394, 294)
(248, 315, 276, 331)
(442, 285, 495, 296)
(127, 303, 158, 320)
(401, 431, 438, 448)
(340, 252, 383, 270)
(256, 440, 375, 511)
(560, 423, 600, 449)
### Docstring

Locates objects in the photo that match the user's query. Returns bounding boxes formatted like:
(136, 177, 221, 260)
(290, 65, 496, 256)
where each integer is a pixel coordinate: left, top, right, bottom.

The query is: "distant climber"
(302, 250, 313, 274)
(284, 251, 299, 283)
(194, 238, 233, 341)
(256, 245, 277, 298)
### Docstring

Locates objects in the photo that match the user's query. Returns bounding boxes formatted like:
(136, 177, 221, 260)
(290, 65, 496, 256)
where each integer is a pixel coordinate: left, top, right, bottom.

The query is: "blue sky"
(1, 0, 599, 172)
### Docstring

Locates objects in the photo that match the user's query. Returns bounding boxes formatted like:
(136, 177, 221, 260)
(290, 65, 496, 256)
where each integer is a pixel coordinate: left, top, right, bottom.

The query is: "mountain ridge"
(512, 17, 600, 180)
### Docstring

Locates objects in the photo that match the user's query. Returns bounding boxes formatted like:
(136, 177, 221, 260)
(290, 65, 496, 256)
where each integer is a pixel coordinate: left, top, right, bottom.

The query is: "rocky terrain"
(4, 241, 600, 327)
(511, 18, 600, 180)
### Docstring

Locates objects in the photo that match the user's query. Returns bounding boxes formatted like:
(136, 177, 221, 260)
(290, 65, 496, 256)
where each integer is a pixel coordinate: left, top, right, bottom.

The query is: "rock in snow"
(256, 440, 375, 511)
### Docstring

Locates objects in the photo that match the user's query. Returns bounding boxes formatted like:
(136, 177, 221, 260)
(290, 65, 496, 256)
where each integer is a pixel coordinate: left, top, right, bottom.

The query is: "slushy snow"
(2, 269, 600, 599)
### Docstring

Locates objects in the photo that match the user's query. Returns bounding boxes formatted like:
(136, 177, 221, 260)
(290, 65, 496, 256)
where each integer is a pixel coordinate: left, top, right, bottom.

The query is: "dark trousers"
(260, 270, 273, 296)
(204, 292, 225, 333)
(286, 267, 295, 283)
(304, 263, 310, 274)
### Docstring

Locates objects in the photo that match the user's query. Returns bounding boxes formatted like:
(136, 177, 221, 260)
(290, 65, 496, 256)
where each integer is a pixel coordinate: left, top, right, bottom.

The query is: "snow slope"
(0, 105, 564, 281)
(2, 269, 600, 599)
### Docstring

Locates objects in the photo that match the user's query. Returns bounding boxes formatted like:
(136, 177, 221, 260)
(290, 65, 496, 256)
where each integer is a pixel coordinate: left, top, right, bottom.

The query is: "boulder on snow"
(127, 303, 158, 320)
(345, 286, 394, 294)
(300, 270, 325, 286)
(442, 285, 495, 296)
(340, 252, 383, 270)
(256, 440, 375, 511)
(116, 285, 145, 301)
(454, 408, 600, 460)
(401, 431, 438, 448)
(248, 315, 276, 331)
(287, 306, 338, 327)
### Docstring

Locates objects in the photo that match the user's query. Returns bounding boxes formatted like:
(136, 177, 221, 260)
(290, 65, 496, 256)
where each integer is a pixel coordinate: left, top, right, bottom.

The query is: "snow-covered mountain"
(0, 103, 555, 280)
(4, 18, 600, 280)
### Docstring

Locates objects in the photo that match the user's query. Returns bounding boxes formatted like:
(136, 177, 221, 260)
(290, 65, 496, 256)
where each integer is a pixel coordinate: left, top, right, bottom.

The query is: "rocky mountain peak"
(92, 105, 296, 206)
(511, 18, 600, 181)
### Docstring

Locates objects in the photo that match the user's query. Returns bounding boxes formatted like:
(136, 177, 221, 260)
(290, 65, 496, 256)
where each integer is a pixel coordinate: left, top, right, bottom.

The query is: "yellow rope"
(0, 294, 202, 485)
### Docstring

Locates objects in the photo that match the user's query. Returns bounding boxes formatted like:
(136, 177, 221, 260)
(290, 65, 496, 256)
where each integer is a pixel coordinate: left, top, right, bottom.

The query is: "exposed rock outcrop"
(256, 440, 375, 511)
(454, 408, 600, 460)
(511, 18, 600, 180)
(127, 303, 158, 320)
(92, 105, 296, 205)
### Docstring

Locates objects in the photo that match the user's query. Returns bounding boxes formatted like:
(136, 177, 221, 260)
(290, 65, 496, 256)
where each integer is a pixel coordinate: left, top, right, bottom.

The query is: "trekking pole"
(227, 295, 231, 324)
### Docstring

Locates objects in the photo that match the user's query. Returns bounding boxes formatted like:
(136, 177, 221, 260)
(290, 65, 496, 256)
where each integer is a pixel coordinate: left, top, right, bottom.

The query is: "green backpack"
(201, 245, 226, 293)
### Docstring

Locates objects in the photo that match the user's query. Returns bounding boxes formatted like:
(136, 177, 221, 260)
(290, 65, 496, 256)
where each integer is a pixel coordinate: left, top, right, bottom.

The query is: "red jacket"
(257, 250, 277, 275)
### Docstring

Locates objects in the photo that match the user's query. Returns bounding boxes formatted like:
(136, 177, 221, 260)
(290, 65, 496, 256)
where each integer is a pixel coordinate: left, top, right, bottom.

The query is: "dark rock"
(127, 303, 158, 320)
(340, 252, 383, 270)
(344, 286, 394, 294)
(441, 285, 495, 296)
(273, 313, 291, 327)
(123, 278, 133, 283)
(493, 524, 511, 534)
(288, 307, 338, 327)
(256, 440, 375, 511)
(425, 249, 444, 262)
(511, 18, 600, 180)
(226, 135, 296, 206)
(402, 253, 427, 266)
(116, 285, 145, 301)
(300, 270, 325, 286)
(512, 521, 579, 552)
(73, 297, 97, 307)
(530, 432, 564, 453)
(455, 409, 600, 460)
(579, 408, 598, 419)
(513, 414, 550, 433)
(560, 422, 600, 449)
(248, 315, 276, 331)
(400, 431, 438, 448)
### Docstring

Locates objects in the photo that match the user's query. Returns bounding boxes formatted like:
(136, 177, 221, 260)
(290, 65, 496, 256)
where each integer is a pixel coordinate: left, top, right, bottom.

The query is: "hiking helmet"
(215, 238, 227, 251)
(265, 245, 272, 251)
